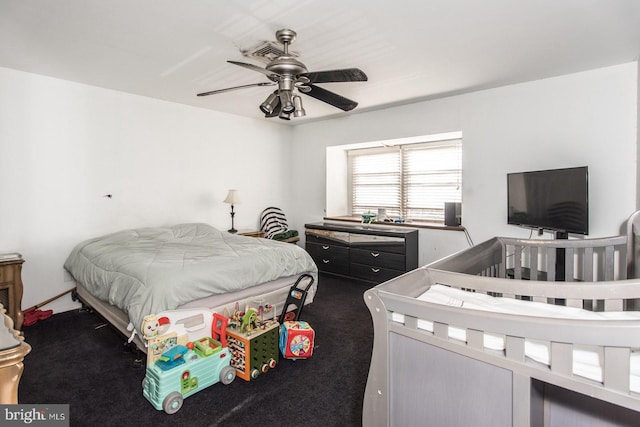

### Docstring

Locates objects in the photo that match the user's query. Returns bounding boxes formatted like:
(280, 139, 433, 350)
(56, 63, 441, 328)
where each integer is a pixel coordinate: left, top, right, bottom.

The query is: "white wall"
(0, 67, 294, 313)
(2, 61, 638, 314)
(290, 62, 639, 266)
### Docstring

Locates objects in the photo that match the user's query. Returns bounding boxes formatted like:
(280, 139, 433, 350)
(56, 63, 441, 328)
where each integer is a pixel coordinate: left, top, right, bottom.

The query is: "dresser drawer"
(305, 230, 349, 246)
(350, 263, 404, 284)
(350, 248, 405, 271)
(349, 234, 406, 254)
(306, 242, 349, 275)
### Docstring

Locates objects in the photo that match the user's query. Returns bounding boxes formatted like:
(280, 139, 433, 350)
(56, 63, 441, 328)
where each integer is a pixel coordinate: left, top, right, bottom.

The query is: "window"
(348, 137, 462, 223)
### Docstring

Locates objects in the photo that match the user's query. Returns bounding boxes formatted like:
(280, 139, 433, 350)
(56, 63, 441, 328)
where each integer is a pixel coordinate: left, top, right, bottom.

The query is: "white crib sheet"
(391, 285, 640, 391)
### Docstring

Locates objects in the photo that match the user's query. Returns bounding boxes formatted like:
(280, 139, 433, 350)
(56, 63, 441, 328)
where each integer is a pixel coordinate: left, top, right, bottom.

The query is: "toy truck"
(142, 312, 235, 414)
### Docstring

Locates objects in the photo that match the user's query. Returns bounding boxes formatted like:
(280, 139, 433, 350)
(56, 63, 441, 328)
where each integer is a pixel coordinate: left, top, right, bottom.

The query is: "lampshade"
(223, 189, 240, 205)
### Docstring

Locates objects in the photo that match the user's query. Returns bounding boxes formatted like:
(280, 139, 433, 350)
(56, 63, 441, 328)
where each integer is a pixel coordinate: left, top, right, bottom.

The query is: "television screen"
(507, 166, 589, 235)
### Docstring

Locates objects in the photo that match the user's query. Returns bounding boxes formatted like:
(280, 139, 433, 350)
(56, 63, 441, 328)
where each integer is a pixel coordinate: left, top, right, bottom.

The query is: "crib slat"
(506, 336, 525, 362)
(529, 247, 539, 280)
(604, 299, 624, 311)
(547, 249, 557, 282)
(566, 298, 583, 308)
(499, 253, 507, 278)
(551, 342, 572, 375)
(514, 245, 522, 280)
(404, 315, 418, 330)
(604, 347, 630, 392)
(433, 322, 448, 339)
(565, 247, 574, 282)
(466, 329, 484, 350)
(583, 247, 594, 282)
(605, 245, 615, 281)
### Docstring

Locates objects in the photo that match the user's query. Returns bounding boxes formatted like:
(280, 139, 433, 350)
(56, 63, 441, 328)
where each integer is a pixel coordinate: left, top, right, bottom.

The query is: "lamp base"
(228, 228, 237, 234)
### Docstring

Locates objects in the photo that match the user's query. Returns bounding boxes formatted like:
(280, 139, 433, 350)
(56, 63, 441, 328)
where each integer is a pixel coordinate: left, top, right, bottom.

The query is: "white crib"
(363, 211, 640, 426)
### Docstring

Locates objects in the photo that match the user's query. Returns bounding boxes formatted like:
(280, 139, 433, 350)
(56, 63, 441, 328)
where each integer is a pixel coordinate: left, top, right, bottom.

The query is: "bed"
(363, 211, 640, 426)
(64, 223, 318, 352)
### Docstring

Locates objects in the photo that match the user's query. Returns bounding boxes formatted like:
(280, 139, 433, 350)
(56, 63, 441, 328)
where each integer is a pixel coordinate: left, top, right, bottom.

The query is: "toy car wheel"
(162, 392, 184, 414)
(220, 366, 236, 385)
(251, 368, 260, 379)
(268, 358, 277, 369)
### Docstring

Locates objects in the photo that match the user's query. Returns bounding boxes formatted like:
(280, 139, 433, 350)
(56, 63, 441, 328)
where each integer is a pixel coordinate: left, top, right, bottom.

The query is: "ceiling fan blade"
(301, 68, 368, 84)
(197, 82, 275, 97)
(302, 84, 358, 111)
(228, 60, 280, 79)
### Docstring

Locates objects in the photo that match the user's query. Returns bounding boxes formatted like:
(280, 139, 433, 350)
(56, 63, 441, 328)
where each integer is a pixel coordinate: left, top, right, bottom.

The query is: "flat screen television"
(507, 166, 589, 235)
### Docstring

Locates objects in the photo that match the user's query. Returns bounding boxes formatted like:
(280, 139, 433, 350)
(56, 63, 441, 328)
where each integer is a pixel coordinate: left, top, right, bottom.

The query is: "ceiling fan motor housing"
(267, 58, 308, 80)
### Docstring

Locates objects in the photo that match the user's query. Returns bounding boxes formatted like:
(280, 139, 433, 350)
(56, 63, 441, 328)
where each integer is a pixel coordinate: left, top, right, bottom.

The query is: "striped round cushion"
(260, 207, 289, 239)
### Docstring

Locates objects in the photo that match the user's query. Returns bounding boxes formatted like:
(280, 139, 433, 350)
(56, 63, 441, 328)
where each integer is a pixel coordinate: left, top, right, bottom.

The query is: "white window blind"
(348, 138, 462, 222)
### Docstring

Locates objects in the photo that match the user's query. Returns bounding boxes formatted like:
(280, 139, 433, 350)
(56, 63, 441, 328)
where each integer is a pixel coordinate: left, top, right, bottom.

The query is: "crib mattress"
(391, 285, 640, 391)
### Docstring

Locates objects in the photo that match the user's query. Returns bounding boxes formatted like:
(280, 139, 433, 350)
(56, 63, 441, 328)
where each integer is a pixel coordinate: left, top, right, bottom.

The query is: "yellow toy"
(141, 314, 160, 339)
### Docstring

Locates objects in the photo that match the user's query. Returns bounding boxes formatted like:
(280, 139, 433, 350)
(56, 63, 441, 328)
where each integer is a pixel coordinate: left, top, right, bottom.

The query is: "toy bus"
(142, 312, 236, 414)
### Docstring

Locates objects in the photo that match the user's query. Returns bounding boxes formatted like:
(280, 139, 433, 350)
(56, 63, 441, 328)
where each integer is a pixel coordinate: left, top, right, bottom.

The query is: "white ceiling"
(1, 0, 640, 124)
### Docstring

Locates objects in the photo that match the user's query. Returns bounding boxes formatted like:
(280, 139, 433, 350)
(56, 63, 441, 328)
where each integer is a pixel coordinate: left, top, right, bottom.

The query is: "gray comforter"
(64, 223, 318, 330)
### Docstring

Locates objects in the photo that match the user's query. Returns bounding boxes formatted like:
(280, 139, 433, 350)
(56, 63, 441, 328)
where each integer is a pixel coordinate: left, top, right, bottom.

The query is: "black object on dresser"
(305, 222, 418, 284)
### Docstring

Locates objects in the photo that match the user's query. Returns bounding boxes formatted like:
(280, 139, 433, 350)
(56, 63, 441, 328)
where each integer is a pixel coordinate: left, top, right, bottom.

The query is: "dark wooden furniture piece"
(304, 222, 418, 284)
(238, 230, 266, 238)
(238, 229, 299, 244)
(0, 256, 24, 331)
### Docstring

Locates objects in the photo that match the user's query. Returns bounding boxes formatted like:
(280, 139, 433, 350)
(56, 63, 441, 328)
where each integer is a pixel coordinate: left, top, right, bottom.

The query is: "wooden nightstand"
(0, 255, 25, 331)
(238, 230, 266, 238)
(237, 230, 299, 244)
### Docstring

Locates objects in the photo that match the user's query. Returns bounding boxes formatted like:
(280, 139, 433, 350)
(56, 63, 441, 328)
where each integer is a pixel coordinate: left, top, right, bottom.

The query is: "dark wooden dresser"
(304, 222, 418, 284)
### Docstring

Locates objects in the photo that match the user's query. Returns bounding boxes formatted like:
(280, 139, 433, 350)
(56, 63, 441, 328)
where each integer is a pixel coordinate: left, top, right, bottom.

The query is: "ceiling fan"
(197, 29, 368, 120)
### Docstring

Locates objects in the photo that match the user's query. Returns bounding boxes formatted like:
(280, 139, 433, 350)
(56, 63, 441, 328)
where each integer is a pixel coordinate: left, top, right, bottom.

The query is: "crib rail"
(429, 235, 629, 283)
(375, 285, 640, 411)
(499, 235, 628, 282)
(364, 270, 640, 426)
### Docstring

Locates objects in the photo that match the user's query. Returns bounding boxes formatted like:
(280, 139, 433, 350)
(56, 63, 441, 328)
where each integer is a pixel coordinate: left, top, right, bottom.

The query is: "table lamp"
(223, 189, 240, 233)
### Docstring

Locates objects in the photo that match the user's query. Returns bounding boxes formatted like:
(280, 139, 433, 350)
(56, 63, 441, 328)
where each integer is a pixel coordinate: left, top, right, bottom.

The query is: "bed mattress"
(64, 223, 318, 331)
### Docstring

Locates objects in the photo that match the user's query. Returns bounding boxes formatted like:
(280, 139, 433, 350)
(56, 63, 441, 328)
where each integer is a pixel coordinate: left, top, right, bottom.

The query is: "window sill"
(323, 216, 465, 232)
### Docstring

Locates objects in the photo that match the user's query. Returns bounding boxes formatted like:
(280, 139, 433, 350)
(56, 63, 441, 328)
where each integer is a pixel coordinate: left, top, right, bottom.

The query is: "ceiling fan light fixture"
(259, 91, 279, 114)
(278, 109, 291, 120)
(293, 95, 306, 117)
(279, 90, 295, 114)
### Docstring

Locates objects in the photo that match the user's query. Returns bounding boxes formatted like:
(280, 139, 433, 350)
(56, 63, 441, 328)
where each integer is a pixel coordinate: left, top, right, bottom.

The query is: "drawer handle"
(322, 245, 330, 250)
(370, 251, 380, 257)
(371, 268, 380, 273)
(322, 259, 330, 264)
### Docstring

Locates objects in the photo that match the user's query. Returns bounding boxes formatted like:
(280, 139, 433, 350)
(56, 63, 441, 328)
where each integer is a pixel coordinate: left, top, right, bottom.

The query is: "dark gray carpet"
(19, 274, 374, 427)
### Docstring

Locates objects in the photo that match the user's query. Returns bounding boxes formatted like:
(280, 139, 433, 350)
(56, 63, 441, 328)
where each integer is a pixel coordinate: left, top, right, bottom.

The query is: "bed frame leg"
(122, 341, 144, 368)
(132, 352, 144, 368)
